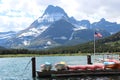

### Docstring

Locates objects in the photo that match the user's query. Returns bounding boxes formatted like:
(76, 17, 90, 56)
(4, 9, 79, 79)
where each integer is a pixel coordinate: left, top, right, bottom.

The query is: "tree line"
(0, 32, 120, 55)
(0, 42, 120, 55)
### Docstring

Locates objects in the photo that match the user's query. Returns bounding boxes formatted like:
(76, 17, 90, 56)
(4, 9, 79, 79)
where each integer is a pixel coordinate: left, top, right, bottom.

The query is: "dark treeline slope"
(46, 31, 120, 54)
(0, 31, 120, 55)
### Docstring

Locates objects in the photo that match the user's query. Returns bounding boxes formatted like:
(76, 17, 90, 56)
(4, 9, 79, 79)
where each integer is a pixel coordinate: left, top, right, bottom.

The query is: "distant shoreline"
(0, 53, 86, 58)
(0, 52, 119, 58)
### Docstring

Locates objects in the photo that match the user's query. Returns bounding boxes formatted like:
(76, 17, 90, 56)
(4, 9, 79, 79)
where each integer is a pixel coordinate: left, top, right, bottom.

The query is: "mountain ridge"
(46, 31, 120, 54)
(0, 5, 120, 49)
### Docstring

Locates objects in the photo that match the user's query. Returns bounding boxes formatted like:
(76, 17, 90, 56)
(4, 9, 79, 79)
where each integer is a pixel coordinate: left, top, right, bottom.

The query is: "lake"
(0, 55, 119, 80)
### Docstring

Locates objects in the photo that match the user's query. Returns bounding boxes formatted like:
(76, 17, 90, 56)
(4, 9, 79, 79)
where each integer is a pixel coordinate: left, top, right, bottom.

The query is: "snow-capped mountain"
(39, 5, 69, 22)
(35, 19, 75, 44)
(0, 31, 16, 47)
(1, 5, 72, 49)
(17, 5, 70, 39)
(1, 5, 120, 49)
(69, 17, 91, 29)
(0, 31, 16, 39)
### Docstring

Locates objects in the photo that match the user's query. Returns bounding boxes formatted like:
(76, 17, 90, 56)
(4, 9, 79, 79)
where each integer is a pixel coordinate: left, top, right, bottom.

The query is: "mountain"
(0, 5, 119, 50)
(98, 31, 120, 43)
(0, 5, 71, 49)
(84, 30, 120, 52)
(47, 31, 120, 54)
(0, 31, 16, 39)
(42, 5, 69, 20)
(0, 46, 6, 50)
(16, 5, 70, 41)
(0, 31, 16, 47)
(38, 19, 74, 43)
(65, 29, 110, 45)
(26, 19, 75, 49)
(92, 18, 120, 34)
(69, 17, 90, 29)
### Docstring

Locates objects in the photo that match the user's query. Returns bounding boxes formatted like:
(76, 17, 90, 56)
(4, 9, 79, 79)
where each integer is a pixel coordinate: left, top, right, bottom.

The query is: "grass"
(0, 53, 88, 58)
(0, 54, 41, 58)
(2, 52, 119, 58)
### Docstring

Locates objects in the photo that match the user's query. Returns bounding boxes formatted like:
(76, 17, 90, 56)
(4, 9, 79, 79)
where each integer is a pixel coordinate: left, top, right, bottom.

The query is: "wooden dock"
(31, 56, 120, 78)
(37, 69, 120, 78)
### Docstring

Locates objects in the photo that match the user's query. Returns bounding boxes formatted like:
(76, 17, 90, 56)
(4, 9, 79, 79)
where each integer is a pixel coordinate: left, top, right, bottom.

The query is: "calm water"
(0, 55, 119, 80)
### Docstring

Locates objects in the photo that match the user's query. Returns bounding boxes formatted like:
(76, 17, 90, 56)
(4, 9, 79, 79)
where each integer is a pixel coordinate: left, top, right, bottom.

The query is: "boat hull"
(37, 69, 120, 78)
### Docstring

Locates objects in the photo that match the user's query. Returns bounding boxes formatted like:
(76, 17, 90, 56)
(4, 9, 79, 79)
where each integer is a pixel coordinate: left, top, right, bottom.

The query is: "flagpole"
(93, 31, 102, 63)
(94, 31, 102, 56)
(94, 32, 96, 57)
(93, 31, 96, 63)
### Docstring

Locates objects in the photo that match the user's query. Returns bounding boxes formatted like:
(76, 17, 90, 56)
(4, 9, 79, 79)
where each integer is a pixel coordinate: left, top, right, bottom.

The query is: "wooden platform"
(37, 69, 120, 78)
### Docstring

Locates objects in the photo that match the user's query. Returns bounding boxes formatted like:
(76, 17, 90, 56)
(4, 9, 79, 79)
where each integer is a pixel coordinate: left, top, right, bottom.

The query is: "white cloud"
(0, 0, 41, 32)
(0, 0, 120, 32)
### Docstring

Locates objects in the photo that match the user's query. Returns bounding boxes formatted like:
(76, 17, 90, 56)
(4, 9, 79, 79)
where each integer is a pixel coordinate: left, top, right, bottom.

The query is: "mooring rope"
(19, 58, 32, 76)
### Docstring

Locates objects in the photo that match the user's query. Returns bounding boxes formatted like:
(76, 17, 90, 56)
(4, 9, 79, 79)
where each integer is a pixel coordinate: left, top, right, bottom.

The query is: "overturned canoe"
(105, 63, 120, 69)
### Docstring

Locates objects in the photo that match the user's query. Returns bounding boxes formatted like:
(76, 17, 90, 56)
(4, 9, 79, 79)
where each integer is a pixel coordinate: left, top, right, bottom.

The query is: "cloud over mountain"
(0, 5, 114, 49)
(0, 0, 120, 32)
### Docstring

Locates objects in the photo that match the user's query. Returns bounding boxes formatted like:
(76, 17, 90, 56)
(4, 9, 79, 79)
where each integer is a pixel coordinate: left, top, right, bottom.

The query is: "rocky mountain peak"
(37, 5, 69, 25)
(43, 5, 67, 15)
(100, 18, 106, 22)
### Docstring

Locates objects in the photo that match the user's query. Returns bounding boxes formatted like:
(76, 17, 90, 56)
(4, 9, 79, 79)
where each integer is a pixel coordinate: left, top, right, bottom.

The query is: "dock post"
(32, 57, 36, 78)
(119, 54, 120, 61)
(87, 54, 92, 64)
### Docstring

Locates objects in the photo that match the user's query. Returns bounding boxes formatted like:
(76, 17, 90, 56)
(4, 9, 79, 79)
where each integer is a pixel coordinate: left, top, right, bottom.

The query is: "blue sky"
(0, 0, 120, 32)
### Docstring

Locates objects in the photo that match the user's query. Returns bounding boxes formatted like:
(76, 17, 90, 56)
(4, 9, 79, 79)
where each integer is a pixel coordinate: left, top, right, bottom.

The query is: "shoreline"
(0, 53, 87, 58)
(0, 52, 119, 58)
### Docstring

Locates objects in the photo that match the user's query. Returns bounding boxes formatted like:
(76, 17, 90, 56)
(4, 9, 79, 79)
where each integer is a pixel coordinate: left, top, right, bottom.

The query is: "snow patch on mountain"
(74, 26, 87, 31)
(0, 32, 16, 39)
(23, 40, 30, 46)
(69, 26, 87, 40)
(43, 41, 52, 49)
(53, 36, 67, 40)
(0, 35, 12, 39)
(69, 32, 74, 40)
(46, 41, 52, 45)
(38, 13, 67, 23)
(18, 26, 48, 37)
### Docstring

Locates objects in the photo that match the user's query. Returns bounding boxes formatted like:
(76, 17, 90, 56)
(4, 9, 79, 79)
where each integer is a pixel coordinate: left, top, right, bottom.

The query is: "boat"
(67, 63, 104, 71)
(36, 54, 120, 78)
(40, 62, 52, 71)
(67, 65, 87, 70)
(55, 61, 68, 71)
(37, 69, 120, 78)
(37, 59, 120, 78)
(104, 62, 120, 69)
(94, 63, 104, 70)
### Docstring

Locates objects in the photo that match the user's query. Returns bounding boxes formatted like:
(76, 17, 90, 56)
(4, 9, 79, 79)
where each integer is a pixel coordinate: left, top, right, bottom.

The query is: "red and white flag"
(94, 32, 102, 38)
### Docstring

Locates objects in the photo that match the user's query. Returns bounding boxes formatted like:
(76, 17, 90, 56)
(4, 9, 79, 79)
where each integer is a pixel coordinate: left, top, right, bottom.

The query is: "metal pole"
(94, 31, 96, 57)
(93, 31, 96, 63)
(32, 57, 36, 77)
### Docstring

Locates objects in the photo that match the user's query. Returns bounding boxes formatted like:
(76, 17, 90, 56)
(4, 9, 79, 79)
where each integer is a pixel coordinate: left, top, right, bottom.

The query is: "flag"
(94, 32, 102, 38)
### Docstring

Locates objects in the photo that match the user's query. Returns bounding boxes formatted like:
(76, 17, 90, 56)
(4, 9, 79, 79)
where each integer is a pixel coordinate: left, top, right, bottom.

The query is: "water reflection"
(0, 56, 120, 80)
